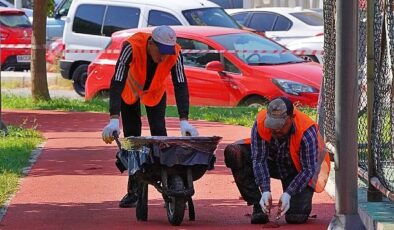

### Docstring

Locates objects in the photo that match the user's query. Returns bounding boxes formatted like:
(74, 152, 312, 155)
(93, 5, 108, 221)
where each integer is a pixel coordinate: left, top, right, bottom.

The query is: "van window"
(148, 10, 182, 26)
(73, 4, 105, 36)
(103, 6, 140, 37)
(183, 8, 240, 29)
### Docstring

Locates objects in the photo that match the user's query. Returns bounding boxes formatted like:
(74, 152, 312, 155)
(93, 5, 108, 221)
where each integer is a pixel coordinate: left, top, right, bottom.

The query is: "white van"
(60, 0, 241, 96)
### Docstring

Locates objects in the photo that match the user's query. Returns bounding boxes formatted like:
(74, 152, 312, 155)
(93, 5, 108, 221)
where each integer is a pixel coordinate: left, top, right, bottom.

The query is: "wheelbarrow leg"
(187, 197, 195, 221)
(186, 168, 195, 221)
(136, 181, 148, 221)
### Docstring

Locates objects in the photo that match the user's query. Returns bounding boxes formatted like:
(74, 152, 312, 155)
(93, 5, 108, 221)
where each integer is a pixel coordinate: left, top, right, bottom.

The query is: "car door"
(171, 37, 234, 106)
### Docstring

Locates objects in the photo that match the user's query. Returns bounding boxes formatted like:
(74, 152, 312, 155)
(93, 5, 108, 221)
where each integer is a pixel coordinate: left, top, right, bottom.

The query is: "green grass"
(0, 126, 43, 207)
(2, 94, 318, 127)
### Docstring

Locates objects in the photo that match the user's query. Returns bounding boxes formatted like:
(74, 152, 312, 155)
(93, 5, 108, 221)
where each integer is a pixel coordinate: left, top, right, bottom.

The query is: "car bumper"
(1, 55, 31, 71)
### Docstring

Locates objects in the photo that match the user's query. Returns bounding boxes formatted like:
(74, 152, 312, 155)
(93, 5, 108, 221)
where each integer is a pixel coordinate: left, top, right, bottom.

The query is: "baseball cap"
(264, 97, 294, 129)
(151, 25, 177, 55)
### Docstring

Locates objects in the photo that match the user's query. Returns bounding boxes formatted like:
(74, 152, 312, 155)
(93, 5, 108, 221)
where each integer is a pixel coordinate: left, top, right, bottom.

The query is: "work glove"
(277, 192, 291, 218)
(102, 118, 120, 144)
(180, 120, 199, 137)
(259, 191, 272, 214)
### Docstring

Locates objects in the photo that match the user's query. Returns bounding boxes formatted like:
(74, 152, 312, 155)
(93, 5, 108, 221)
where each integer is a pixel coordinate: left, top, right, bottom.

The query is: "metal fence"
(320, 0, 394, 200)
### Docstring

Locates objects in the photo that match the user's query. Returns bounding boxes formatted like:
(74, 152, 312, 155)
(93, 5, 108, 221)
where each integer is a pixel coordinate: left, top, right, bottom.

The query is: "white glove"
(278, 192, 291, 218)
(180, 120, 199, 137)
(102, 118, 120, 144)
(259, 191, 272, 214)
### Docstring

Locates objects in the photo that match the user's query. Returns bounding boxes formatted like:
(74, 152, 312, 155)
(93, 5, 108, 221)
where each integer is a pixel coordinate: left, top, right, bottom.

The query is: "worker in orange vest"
(102, 25, 198, 208)
(224, 97, 330, 224)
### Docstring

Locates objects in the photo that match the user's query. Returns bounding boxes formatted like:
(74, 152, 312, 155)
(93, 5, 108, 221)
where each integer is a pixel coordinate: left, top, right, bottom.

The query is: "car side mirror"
(206, 61, 224, 72)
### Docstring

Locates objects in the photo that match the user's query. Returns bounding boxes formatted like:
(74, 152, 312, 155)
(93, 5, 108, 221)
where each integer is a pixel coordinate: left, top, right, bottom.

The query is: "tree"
(31, 0, 53, 101)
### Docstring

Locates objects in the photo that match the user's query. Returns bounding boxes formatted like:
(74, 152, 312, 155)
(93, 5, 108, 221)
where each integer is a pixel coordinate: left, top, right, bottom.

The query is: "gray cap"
(264, 97, 293, 129)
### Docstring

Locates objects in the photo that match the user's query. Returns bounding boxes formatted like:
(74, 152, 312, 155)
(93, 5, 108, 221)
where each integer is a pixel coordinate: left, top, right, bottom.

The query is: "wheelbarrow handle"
(113, 131, 122, 150)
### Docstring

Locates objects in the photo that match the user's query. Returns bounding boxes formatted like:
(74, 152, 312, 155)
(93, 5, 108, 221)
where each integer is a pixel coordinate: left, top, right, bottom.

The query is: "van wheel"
(72, 64, 88, 97)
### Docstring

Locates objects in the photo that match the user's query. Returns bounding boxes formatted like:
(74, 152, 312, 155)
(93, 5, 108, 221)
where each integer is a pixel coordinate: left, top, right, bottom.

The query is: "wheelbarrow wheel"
(136, 182, 148, 221)
(166, 175, 186, 226)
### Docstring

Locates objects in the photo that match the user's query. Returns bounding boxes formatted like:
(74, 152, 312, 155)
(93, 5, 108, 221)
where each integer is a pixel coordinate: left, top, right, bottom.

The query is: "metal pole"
(366, 0, 383, 202)
(328, 0, 366, 228)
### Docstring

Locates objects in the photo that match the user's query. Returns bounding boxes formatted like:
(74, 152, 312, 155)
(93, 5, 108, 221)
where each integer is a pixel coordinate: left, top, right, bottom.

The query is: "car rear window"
(0, 13, 31, 28)
(183, 7, 240, 29)
(289, 12, 323, 26)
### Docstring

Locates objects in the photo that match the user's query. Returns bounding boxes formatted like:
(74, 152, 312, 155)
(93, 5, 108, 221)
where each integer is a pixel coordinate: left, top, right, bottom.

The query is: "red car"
(86, 26, 322, 107)
(0, 7, 32, 71)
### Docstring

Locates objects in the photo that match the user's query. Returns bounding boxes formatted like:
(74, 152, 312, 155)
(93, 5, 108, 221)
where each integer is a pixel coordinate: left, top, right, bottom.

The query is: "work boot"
(119, 193, 138, 208)
(251, 203, 269, 224)
(119, 176, 140, 208)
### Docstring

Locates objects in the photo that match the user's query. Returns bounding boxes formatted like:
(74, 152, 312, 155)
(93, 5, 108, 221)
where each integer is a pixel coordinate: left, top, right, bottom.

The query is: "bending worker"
(224, 97, 330, 224)
(101, 25, 198, 208)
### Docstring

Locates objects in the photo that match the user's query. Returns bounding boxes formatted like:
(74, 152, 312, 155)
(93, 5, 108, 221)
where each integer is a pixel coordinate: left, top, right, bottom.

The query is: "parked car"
(85, 26, 322, 107)
(0, 7, 32, 71)
(226, 7, 323, 46)
(286, 34, 323, 63)
(46, 0, 71, 44)
(60, 0, 242, 97)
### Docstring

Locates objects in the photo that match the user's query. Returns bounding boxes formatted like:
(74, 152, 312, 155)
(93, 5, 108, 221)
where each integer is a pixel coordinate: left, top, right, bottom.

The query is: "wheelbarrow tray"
(117, 136, 222, 177)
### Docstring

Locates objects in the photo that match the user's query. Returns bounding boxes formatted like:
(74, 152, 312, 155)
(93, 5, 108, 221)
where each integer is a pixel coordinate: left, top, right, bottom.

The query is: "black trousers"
(121, 93, 167, 137)
(121, 94, 167, 196)
(224, 143, 314, 224)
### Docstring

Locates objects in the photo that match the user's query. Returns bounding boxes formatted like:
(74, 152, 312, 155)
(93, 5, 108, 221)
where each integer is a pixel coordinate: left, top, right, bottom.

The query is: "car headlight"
(272, 79, 318, 96)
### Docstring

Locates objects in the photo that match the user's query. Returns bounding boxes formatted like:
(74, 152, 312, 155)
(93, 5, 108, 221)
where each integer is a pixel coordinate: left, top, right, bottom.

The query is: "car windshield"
(211, 33, 304, 65)
(0, 13, 31, 27)
(290, 12, 323, 26)
(183, 7, 240, 29)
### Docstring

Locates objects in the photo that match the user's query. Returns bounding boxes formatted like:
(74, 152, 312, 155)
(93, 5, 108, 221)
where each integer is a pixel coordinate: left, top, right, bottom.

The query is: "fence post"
(328, 0, 365, 228)
(366, 0, 383, 202)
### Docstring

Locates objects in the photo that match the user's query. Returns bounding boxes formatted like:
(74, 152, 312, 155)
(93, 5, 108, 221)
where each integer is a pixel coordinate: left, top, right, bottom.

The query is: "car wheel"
(72, 64, 88, 97)
(300, 55, 319, 63)
(243, 96, 268, 108)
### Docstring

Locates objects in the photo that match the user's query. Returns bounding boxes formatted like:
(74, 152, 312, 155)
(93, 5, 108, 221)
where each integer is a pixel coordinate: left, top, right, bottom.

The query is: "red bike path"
(1, 110, 335, 230)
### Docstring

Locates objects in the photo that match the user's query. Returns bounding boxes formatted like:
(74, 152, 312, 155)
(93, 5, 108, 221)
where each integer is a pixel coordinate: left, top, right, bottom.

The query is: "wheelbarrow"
(114, 134, 222, 226)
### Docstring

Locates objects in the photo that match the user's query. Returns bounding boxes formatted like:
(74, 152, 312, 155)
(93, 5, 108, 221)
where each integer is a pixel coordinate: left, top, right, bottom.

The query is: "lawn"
(0, 126, 43, 207)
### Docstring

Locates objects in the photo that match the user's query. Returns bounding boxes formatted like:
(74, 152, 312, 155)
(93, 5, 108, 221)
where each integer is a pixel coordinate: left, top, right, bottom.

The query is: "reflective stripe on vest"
(121, 32, 180, 106)
(256, 109, 330, 193)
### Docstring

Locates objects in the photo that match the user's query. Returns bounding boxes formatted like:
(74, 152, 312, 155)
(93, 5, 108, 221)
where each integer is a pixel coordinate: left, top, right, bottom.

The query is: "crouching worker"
(224, 97, 330, 224)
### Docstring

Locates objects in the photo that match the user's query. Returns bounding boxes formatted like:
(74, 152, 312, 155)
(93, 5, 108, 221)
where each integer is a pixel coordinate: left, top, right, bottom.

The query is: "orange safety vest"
(121, 32, 181, 106)
(256, 109, 330, 193)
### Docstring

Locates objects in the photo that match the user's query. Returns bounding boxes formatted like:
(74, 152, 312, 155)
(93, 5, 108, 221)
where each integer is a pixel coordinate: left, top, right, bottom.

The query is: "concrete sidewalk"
(1, 71, 61, 88)
(0, 110, 335, 229)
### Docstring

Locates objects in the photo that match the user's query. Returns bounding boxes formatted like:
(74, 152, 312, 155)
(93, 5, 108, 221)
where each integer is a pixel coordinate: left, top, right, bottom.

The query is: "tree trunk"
(31, 0, 51, 101)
